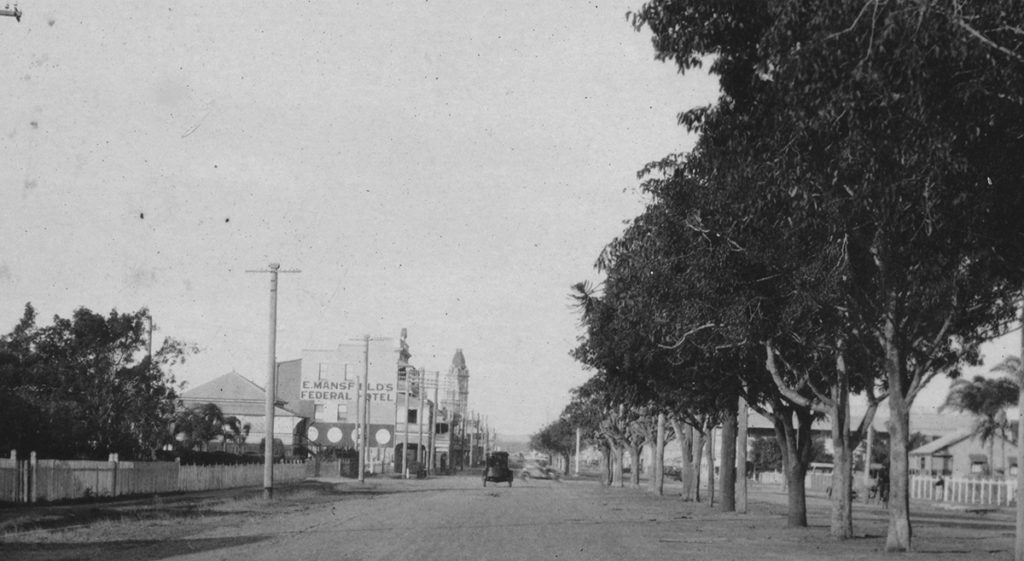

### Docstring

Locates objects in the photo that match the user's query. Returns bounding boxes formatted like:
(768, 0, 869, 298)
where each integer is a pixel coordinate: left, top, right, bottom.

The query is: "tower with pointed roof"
(443, 349, 469, 420)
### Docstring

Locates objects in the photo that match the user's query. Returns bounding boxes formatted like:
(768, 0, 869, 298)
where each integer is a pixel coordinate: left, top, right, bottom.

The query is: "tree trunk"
(883, 313, 913, 552)
(862, 424, 875, 504)
(693, 430, 705, 503)
(830, 365, 854, 539)
(599, 441, 611, 486)
(648, 441, 658, 494)
(672, 419, 696, 501)
(1001, 437, 1006, 479)
(785, 450, 808, 527)
(886, 391, 912, 551)
(706, 426, 716, 507)
(612, 443, 625, 488)
(655, 414, 666, 495)
(774, 409, 812, 527)
(628, 443, 642, 488)
(737, 395, 749, 513)
(720, 401, 738, 512)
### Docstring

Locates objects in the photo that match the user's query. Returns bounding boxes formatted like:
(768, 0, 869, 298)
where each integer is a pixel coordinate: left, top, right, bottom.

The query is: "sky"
(1, 2, 1018, 438)
(0, 1, 721, 437)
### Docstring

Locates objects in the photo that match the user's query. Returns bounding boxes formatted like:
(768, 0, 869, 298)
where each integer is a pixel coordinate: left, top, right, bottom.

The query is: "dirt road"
(0, 473, 1015, 560)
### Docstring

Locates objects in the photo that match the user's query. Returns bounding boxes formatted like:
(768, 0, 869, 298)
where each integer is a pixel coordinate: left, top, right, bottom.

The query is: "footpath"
(0, 480, 326, 534)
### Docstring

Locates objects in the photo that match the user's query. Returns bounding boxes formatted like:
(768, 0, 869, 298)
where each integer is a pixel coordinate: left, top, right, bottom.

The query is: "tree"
(0, 303, 193, 459)
(941, 376, 1018, 474)
(172, 403, 248, 452)
(629, 0, 1024, 550)
(750, 437, 783, 472)
(529, 418, 576, 475)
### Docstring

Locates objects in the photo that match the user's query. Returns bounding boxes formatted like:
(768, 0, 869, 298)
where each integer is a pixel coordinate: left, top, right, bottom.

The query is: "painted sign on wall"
(299, 339, 401, 426)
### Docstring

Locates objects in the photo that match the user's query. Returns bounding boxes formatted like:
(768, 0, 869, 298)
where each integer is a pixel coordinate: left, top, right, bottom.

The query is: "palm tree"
(941, 375, 1018, 475)
(171, 403, 245, 451)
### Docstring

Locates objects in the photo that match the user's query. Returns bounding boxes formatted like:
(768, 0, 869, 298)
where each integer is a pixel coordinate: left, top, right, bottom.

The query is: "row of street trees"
(567, 0, 1024, 554)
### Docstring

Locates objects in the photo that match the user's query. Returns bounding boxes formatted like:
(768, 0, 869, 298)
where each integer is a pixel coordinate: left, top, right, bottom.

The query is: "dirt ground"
(0, 473, 1015, 561)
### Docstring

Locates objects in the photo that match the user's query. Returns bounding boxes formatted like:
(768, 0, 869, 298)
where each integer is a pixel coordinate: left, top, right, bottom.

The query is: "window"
(435, 423, 449, 434)
(314, 404, 327, 421)
(969, 454, 988, 474)
(335, 404, 348, 421)
(407, 409, 417, 424)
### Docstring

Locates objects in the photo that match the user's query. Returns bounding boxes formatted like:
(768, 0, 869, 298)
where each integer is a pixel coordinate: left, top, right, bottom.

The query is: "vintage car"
(483, 451, 514, 487)
(519, 460, 560, 480)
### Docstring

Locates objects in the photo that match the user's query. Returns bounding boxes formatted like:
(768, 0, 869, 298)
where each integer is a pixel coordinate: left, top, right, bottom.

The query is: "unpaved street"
(1, 473, 1015, 561)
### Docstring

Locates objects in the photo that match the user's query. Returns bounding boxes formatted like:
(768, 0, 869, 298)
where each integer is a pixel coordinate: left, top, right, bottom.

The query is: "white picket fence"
(751, 471, 1017, 508)
(910, 475, 1017, 507)
(0, 452, 310, 504)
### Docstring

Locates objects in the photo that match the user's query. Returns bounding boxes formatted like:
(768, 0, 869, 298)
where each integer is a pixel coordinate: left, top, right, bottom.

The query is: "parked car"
(519, 461, 560, 480)
(663, 465, 682, 481)
(483, 451, 513, 487)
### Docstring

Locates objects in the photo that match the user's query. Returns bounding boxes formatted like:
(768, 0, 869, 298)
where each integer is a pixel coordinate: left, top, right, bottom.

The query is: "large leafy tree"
(0, 303, 192, 460)
(629, 0, 1024, 551)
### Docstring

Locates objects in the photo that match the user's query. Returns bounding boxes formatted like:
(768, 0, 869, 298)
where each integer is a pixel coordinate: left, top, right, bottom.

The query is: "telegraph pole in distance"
(247, 263, 299, 499)
(360, 335, 370, 482)
(351, 335, 386, 481)
(430, 370, 439, 474)
(417, 370, 426, 467)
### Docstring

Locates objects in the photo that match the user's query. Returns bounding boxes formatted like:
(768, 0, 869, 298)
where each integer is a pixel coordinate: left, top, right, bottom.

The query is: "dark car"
(483, 451, 513, 487)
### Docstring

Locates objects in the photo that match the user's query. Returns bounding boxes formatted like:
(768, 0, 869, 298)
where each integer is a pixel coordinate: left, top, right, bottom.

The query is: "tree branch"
(764, 341, 828, 414)
(659, 323, 717, 350)
(953, 16, 1024, 62)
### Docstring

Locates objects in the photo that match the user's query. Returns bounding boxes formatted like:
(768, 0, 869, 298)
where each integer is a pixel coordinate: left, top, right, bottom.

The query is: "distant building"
(909, 430, 1019, 477)
(180, 371, 304, 450)
(187, 332, 475, 474)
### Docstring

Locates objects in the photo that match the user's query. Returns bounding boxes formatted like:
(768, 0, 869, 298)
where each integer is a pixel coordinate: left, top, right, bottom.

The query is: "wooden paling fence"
(0, 451, 308, 504)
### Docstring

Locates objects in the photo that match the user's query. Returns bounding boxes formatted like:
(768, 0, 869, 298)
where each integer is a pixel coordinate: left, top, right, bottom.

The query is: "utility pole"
(354, 356, 362, 479)
(402, 369, 411, 477)
(575, 426, 581, 476)
(247, 263, 299, 499)
(361, 335, 370, 482)
(350, 335, 386, 481)
(417, 370, 426, 468)
(430, 370, 439, 474)
(483, 416, 489, 458)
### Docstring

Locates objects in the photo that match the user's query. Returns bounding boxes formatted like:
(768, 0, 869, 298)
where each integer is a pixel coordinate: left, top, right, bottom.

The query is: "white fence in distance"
(753, 470, 1018, 508)
(910, 475, 1018, 507)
